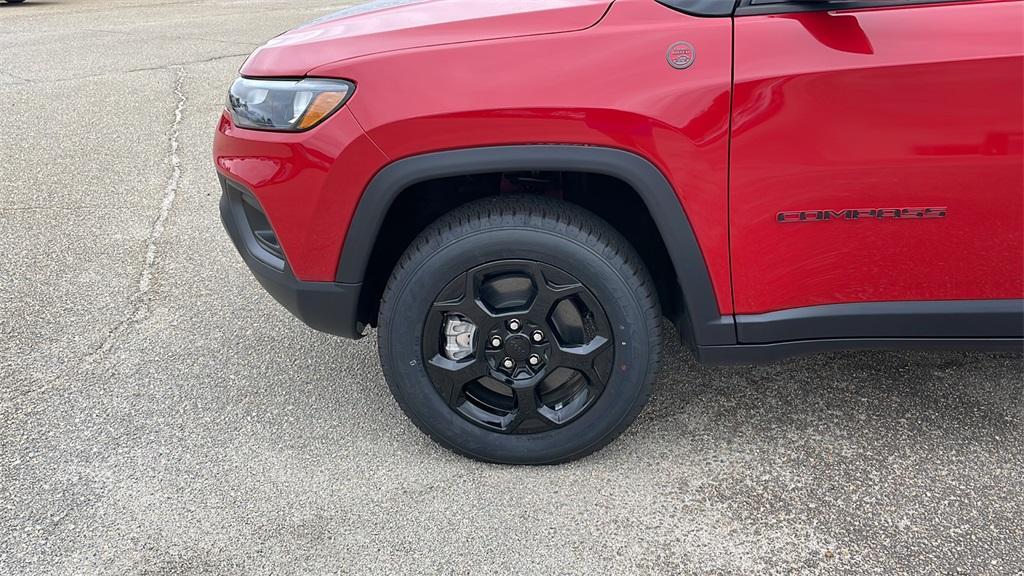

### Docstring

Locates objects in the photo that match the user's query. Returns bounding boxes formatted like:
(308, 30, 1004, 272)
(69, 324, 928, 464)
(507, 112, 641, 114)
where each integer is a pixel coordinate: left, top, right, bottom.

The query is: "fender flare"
(337, 145, 737, 346)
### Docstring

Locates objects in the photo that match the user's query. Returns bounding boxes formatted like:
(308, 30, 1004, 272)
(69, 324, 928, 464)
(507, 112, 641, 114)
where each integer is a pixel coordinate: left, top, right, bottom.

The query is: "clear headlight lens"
(227, 77, 355, 132)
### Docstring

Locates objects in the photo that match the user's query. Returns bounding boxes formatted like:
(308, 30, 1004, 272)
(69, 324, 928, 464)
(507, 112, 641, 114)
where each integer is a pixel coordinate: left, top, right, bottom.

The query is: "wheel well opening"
(356, 171, 684, 334)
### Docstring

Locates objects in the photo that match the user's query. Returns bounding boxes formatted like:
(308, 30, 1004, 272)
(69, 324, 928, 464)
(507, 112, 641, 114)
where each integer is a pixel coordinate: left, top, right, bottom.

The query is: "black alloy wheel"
(422, 259, 614, 434)
(379, 195, 662, 465)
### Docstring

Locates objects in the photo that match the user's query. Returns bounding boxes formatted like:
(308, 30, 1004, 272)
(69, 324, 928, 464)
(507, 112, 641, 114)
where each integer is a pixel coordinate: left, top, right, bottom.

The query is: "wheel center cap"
(504, 334, 532, 361)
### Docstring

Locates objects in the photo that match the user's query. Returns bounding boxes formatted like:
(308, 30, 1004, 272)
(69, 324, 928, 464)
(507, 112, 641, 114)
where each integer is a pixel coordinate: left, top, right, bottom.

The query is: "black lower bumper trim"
(219, 177, 365, 339)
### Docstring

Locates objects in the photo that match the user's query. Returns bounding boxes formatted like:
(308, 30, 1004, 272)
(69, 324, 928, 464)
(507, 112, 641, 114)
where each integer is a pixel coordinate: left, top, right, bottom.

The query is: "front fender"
(338, 145, 737, 347)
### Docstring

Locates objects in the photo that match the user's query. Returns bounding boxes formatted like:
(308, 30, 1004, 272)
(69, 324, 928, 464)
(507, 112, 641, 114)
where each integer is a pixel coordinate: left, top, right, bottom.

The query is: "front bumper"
(219, 176, 366, 339)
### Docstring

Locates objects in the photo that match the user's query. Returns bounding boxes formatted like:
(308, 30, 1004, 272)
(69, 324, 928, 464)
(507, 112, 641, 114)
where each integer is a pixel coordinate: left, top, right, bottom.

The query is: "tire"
(4, 1, 27, 4)
(378, 195, 662, 464)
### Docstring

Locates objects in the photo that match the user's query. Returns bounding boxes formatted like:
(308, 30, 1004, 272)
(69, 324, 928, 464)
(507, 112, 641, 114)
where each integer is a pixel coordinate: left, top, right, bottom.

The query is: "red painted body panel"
(224, 0, 736, 311)
(323, 0, 734, 309)
(214, 0, 1024, 325)
(214, 108, 389, 280)
(730, 0, 1024, 313)
(241, 0, 613, 77)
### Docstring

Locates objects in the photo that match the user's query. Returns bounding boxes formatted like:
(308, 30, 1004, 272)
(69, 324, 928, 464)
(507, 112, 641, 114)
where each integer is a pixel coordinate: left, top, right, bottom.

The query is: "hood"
(241, 0, 613, 77)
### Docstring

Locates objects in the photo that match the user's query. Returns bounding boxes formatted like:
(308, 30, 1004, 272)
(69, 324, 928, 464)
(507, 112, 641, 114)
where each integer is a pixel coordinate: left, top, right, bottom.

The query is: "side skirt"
(697, 338, 1023, 366)
(696, 299, 1024, 364)
(737, 299, 1023, 343)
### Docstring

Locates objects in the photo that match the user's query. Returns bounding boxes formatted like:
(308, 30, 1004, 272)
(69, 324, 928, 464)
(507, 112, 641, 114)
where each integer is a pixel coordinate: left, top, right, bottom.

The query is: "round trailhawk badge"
(667, 41, 696, 70)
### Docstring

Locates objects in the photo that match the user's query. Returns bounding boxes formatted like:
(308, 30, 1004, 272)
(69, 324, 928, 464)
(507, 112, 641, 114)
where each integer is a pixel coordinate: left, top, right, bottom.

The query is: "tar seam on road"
(86, 65, 186, 366)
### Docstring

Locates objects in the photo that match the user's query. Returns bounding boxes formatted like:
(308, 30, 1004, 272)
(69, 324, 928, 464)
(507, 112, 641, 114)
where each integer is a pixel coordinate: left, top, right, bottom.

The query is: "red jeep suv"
(215, 0, 1023, 464)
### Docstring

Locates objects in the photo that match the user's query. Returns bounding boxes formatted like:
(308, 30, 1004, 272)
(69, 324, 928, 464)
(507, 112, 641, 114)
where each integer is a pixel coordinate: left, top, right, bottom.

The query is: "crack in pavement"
(0, 69, 32, 86)
(1, 53, 247, 86)
(126, 53, 251, 74)
(85, 65, 186, 367)
(139, 66, 186, 296)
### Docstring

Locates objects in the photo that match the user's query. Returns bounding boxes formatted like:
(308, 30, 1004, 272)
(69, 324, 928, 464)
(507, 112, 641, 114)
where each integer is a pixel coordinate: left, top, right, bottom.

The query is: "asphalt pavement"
(1, 1, 1022, 574)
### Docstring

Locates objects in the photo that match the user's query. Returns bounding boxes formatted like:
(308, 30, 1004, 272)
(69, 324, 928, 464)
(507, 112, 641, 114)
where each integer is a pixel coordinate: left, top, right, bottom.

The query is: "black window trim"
(736, 0, 975, 16)
(655, 0, 738, 17)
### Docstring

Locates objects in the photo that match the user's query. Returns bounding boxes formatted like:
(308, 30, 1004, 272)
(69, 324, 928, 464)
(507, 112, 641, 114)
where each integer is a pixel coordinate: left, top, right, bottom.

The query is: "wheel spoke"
(430, 272, 492, 325)
(554, 336, 611, 393)
(507, 386, 549, 432)
(424, 355, 489, 407)
(508, 385, 540, 430)
(505, 373, 563, 433)
(525, 262, 586, 316)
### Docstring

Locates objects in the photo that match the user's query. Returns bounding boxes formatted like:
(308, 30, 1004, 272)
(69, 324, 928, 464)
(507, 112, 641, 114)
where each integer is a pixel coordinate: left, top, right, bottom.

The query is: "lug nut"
(507, 319, 521, 331)
(531, 330, 544, 343)
(502, 358, 515, 370)
(528, 354, 542, 366)
(490, 335, 503, 348)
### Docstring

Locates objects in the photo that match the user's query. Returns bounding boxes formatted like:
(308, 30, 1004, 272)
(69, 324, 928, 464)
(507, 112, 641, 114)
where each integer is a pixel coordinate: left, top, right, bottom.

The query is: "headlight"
(227, 77, 355, 132)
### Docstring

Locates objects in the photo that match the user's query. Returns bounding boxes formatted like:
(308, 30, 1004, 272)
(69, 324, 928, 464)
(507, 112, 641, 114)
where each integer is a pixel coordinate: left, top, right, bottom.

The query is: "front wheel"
(378, 196, 662, 464)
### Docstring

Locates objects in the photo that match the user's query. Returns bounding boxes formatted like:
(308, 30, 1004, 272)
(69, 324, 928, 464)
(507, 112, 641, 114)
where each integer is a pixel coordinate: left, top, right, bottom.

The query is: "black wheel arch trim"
(336, 144, 738, 347)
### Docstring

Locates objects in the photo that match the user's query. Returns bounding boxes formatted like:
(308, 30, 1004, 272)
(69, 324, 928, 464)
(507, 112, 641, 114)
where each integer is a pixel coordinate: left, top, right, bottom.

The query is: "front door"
(729, 0, 1023, 334)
